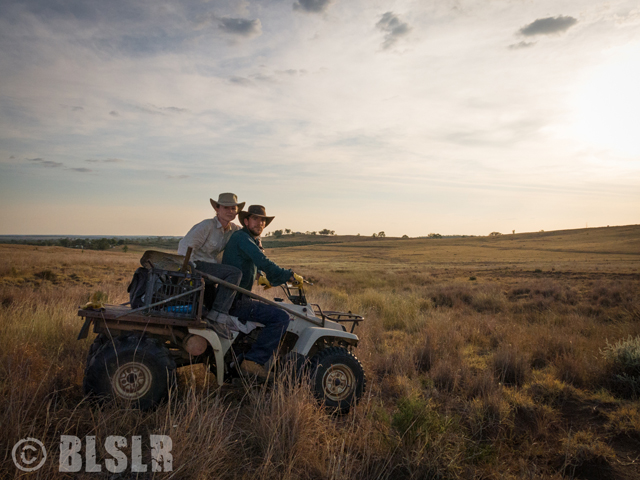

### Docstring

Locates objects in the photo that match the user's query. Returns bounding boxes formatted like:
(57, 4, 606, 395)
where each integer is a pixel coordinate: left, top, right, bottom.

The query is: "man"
(178, 193, 244, 325)
(222, 205, 303, 378)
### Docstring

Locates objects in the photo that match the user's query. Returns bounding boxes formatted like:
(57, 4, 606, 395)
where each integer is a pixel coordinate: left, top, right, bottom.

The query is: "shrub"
(431, 359, 466, 393)
(471, 290, 506, 314)
(35, 269, 57, 281)
(601, 335, 640, 398)
(601, 336, 640, 376)
(430, 284, 473, 309)
(413, 335, 435, 373)
(466, 393, 511, 441)
(605, 404, 640, 440)
(392, 395, 451, 445)
(493, 347, 529, 386)
(560, 430, 615, 478)
(530, 334, 574, 369)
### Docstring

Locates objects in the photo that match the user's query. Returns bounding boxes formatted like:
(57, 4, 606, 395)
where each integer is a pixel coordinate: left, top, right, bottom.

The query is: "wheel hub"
(113, 362, 152, 400)
(322, 363, 355, 402)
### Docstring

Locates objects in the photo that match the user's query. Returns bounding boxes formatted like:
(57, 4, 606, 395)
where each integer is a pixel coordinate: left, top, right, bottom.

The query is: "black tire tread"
(83, 334, 176, 410)
(309, 346, 366, 413)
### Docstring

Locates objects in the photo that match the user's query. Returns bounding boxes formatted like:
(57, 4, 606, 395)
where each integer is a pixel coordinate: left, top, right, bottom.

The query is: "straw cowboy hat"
(238, 205, 275, 227)
(210, 193, 245, 211)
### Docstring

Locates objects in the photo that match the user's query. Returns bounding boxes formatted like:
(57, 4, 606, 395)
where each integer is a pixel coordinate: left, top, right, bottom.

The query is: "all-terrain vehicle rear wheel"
(309, 346, 366, 414)
(83, 334, 176, 410)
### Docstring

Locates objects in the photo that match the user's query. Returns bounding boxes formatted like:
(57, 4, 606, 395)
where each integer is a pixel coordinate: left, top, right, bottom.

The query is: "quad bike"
(78, 250, 366, 413)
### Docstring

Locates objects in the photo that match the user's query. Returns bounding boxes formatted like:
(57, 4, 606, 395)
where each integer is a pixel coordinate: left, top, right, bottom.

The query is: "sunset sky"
(1, 0, 639, 237)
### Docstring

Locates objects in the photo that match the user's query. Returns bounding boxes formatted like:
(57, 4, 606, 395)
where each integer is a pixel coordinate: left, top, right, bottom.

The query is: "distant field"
(1, 225, 639, 479)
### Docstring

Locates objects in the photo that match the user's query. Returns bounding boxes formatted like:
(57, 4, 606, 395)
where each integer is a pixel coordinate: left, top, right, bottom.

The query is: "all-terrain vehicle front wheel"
(309, 346, 366, 414)
(83, 334, 176, 410)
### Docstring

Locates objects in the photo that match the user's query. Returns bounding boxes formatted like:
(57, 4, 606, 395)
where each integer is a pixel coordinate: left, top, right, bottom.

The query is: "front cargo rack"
(311, 304, 364, 333)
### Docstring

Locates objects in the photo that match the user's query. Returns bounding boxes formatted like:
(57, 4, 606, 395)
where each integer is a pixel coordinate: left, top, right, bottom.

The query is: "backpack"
(127, 267, 150, 309)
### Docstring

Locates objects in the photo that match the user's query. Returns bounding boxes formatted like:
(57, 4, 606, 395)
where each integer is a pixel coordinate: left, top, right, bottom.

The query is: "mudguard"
(187, 328, 236, 386)
(292, 327, 359, 356)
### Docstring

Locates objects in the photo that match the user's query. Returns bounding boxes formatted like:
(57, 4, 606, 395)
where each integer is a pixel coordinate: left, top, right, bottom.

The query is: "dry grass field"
(1, 225, 639, 479)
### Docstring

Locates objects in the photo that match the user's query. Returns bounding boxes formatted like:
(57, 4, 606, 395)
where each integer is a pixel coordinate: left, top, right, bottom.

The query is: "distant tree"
(310, 231, 317, 235)
(512, 230, 515, 235)
(428, 233, 442, 238)
(489, 232, 502, 237)
(319, 229, 335, 235)
(402, 234, 409, 239)
(372, 233, 377, 238)
(378, 231, 386, 238)
(285, 228, 292, 235)
(95, 238, 111, 250)
(357, 233, 360, 236)
(273, 229, 283, 238)
(123, 245, 129, 253)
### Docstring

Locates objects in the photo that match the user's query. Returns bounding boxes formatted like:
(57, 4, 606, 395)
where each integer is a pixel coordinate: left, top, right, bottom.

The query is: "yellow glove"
(81, 301, 105, 311)
(292, 273, 304, 287)
(258, 275, 272, 289)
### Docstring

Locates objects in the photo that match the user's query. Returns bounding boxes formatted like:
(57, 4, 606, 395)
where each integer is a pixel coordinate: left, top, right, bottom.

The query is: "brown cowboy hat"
(238, 205, 275, 227)
(210, 192, 245, 211)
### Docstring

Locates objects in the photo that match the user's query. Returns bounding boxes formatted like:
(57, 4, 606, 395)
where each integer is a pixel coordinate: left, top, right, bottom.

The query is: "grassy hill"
(1, 224, 639, 479)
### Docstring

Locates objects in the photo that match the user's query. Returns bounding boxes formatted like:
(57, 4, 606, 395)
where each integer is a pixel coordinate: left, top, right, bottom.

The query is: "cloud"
(229, 76, 253, 86)
(85, 158, 124, 163)
(70, 167, 92, 173)
(60, 104, 84, 111)
(109, 110, 119, 116)
(134, 104, 189, 115)
(519, 16, 578, 36)
(509, 41, 536, 50)
(293, 0, 335, 14)
(376, 12, 411, 49)
(276, 69, 307, 76)
(218, 17, 262, 38)
(163, 106, 188, 114)
(167, 174, 189, 179)
(28, 158, 63, 168)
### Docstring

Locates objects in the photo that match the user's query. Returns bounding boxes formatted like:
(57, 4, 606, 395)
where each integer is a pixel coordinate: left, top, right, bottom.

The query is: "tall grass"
(1, 242, 640, 479)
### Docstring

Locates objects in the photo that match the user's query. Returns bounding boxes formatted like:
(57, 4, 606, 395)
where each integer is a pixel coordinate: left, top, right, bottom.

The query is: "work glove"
(81, 301, 105, 311)
(258, 275, 272, 289)
(292, 273, 304, 287)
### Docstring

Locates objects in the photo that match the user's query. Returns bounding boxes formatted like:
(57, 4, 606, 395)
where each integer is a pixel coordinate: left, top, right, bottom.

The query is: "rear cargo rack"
(143, 269, 204, 320)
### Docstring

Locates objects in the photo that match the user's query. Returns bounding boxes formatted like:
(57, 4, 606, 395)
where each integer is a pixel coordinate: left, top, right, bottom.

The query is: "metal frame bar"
(195, 270, 323, 326)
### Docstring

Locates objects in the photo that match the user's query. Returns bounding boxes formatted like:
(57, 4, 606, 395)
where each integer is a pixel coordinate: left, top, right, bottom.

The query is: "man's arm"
(177, 220, 212, 256)
(238, 235, 293, 286)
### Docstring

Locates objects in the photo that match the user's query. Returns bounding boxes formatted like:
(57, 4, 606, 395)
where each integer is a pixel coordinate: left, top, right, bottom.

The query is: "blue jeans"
(230, 299, 290, 365)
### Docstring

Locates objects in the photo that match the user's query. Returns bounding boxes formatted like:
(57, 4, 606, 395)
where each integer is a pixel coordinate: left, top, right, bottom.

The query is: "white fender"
(188, 328, 237, 386)
(292, 327, 359, 356)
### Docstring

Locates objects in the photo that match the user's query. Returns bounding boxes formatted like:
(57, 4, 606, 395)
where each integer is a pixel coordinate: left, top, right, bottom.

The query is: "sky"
(0, 0, 639, 237)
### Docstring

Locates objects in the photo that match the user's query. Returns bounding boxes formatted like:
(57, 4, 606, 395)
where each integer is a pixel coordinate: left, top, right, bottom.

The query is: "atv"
(78, 251, 366, 413)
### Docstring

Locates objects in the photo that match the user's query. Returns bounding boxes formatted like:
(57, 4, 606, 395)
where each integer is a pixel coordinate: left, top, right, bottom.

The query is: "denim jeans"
(195, 261, 242, 314)
(230, 298, 290, 365)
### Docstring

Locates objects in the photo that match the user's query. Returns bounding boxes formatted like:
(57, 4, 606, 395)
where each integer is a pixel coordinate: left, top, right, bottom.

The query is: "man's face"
(214, 204, 238, 224)
(244, 215, 266, 237)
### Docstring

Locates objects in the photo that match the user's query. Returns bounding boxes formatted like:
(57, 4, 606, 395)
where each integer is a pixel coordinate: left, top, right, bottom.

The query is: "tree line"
(2, 237, 180, 251)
